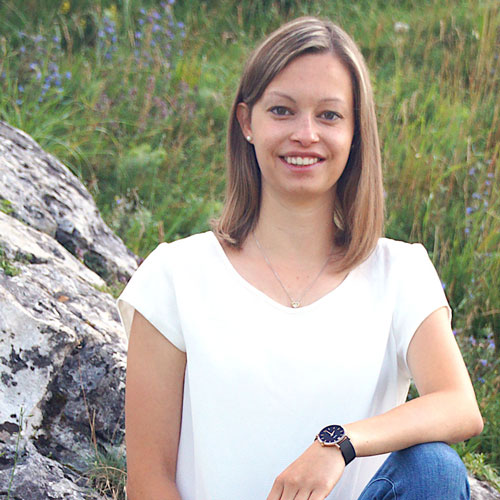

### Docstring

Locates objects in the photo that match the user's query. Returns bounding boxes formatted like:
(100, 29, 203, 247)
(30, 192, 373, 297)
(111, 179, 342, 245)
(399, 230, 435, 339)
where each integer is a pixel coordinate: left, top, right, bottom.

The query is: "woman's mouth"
(281, 156, 324, 167)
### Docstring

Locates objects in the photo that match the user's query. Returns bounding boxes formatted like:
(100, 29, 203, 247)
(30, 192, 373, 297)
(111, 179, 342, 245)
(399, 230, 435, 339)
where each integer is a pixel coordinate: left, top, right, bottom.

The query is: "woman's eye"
(270, 106, 291, 116)
(321, 110, 340, 121)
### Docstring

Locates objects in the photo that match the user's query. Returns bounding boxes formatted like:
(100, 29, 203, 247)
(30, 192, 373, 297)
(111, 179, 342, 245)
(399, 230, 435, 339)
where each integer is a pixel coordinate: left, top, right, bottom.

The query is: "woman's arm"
(266, 306, 483, 500)
(125, 310, 186, 500)
(345, 306, 483, 455)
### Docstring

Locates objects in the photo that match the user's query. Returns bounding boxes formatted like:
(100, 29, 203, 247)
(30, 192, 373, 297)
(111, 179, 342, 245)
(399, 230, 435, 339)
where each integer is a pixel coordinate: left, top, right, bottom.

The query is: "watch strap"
(338, 435, 356, 465)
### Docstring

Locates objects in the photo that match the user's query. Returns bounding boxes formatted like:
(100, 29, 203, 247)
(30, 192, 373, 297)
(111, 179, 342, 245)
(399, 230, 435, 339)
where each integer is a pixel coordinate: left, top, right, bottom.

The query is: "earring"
(246, 135, 252, 142)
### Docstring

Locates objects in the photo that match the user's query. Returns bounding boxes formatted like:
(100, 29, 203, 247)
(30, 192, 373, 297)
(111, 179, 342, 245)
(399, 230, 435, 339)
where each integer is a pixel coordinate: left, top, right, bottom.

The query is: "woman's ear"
(236, 102, 252, 141)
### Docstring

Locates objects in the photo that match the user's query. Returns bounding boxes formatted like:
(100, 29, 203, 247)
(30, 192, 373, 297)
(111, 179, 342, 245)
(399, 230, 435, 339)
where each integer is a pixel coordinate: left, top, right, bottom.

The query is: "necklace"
(253, 233, 333, 308)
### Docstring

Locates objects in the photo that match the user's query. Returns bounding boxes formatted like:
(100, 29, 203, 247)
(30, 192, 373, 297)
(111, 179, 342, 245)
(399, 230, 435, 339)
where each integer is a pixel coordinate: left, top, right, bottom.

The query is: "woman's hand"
(266, 441, 345, 500)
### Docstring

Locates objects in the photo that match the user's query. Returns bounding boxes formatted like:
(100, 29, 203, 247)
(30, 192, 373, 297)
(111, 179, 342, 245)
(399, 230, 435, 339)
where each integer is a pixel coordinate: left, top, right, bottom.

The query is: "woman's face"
(237, 52, 355, 206)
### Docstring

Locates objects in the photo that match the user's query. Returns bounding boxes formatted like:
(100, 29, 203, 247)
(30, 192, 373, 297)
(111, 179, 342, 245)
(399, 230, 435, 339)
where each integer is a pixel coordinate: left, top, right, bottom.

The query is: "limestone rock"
(0, 123, 132, 498)
(0, 121, 137, 284)
(470, 475, 500, 500)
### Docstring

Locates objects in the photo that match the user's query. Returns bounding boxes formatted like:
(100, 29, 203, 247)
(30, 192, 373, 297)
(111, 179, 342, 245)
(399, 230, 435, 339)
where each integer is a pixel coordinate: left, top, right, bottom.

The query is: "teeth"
(284, 156, 320, 166)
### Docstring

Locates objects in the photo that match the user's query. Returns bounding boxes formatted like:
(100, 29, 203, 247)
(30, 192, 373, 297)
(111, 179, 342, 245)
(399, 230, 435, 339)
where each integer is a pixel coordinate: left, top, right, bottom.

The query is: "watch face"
(318, 425, 345, 444)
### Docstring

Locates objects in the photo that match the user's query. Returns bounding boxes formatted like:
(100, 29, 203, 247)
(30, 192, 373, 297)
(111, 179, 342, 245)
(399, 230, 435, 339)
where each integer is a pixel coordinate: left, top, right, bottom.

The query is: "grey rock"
(0, 124, 132, 498)
(470, 475, 500, 500)
(0, 121, 137, 284)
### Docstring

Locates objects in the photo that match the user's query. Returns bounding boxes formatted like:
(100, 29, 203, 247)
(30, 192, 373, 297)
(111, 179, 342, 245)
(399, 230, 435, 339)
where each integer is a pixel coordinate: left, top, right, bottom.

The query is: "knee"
(396, 442, 469, 496)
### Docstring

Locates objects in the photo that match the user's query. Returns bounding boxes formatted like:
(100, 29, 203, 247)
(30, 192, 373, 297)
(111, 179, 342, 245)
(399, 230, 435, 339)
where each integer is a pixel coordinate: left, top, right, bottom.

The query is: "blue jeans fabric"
(357, 442, 470, 500)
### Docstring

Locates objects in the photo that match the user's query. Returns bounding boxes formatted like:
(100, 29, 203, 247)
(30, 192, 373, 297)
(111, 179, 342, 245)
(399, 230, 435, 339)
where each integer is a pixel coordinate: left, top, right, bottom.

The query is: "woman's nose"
(290, 114, 320, 146)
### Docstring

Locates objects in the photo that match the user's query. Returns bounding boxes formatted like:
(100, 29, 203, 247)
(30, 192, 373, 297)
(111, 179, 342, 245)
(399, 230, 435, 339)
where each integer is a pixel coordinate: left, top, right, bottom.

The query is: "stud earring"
(246, 135, 252, 142)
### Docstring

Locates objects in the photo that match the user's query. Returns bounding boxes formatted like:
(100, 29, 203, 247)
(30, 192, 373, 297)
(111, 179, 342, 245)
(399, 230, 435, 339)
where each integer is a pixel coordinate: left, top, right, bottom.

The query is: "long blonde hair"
(213, 17, 384, 272)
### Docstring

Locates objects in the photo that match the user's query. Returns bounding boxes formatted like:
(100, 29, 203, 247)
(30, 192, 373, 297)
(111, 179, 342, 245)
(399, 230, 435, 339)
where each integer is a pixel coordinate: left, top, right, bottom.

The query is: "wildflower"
(487, 172, 494, 178)
(18, 85, 24, 92)
(464, 227, 470, 235)
(105, 52, 112, 60)
(441, 282, 446, 290)
(178, 22, 185, 29)
(394, 22, 410, 33)
(112, 35, 117, 43)
(16, 99, 22, 105)
(466, 207, 473, 215)
(53, 35, 60, 43)
(153, 24, 161, 33)
(60, 1, 71, 14)
(468, 167, 476, 176)
(485, 180, 491, 186)
(65, 71, 72, 80)
(483, 200, 488, 207)
(138, 19, 145, 25)
(488, 340, 495, 350)
(98, 30, 105, 38)
(20, 46, 26, 53)
(152, 10, 161, 20)
(1, 72, 5, 79)
(34, 35, 44, 43)
(452, 330, 457, 336)
(168, 0, 175, 4)
(140, 7, 146, 14)
(36, 72, 42, 80)
(472, 192, 481, 199)
(480, 359, 488, 366)
(469, 335, 476, 346)
(135, 32, 142, 39)
(478, 377, 485, 384)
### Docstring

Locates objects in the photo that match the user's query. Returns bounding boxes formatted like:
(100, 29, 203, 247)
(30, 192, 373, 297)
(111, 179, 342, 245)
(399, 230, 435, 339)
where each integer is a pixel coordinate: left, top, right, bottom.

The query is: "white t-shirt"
(116, 231, 450, 500)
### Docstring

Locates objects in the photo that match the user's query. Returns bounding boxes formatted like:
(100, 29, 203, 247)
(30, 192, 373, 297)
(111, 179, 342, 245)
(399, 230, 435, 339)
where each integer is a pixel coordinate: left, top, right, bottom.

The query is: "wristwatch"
(315, 424, 356, 465)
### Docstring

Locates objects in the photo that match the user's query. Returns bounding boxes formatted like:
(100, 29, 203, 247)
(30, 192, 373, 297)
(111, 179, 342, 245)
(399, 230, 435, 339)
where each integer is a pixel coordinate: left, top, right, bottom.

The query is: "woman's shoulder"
(360, 237, 432, 276)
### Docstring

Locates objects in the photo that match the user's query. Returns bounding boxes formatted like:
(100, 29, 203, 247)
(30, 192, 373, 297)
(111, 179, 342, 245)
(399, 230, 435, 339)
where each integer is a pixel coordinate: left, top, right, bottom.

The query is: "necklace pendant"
(291, 301, 301, 308)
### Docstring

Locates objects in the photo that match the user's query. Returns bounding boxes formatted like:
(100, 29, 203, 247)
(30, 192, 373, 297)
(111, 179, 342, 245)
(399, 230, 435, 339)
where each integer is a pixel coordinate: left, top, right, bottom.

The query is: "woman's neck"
(252, 192, 336, 266)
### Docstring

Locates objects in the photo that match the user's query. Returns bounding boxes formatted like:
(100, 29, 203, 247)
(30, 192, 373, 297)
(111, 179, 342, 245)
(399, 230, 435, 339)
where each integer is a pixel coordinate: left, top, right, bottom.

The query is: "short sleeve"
(116, 242, 185, 351)
(391, 243, 451, 377)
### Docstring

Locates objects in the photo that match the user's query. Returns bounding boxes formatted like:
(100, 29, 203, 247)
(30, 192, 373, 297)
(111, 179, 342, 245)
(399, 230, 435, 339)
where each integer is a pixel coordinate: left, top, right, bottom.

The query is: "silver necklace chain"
(253, 233, 333, 308)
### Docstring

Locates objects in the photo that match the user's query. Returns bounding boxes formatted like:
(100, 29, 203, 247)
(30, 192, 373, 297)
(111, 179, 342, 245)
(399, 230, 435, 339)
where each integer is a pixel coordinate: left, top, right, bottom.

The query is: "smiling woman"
(117, 16, 482, 500)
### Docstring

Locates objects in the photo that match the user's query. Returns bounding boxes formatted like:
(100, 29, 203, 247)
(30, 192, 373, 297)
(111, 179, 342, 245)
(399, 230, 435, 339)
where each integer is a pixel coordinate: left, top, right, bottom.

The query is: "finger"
(293, 490, 313, 500)
(266, 479, 284, 500)
(308, 491, 328, 500)
(280, 482, 300, 500)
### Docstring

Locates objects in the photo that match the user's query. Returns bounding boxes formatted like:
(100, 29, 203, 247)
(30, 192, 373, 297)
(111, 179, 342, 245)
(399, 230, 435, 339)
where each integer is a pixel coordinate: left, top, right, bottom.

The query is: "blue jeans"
(357, 442, 470, 499)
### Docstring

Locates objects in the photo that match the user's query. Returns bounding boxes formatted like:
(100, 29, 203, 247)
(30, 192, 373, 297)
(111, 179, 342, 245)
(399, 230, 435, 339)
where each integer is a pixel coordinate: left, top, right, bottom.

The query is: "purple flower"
(472, 192, 481, 199)
(140, 8, 146, 14)
(468, 167, 476, 176)
(36, 72, 42, 80)
(452, 330, 457, 336)
(138, 19, 145, 25)
(34, 35, 44, 43)
(18, 85, 24, 92)
(465, 227, 470, 235)
(488, 340, 495, 350)
(152, 10, 161, 20)
(469, 335, 476, 346)
(53, 35, 60, 43)
(20, 46, 26, 53)
(135, 31, 142, 39)
(153, 24, 161, 33)
(98, 30, 105, 38)
(480, 359, 488, 366)
(105, 52, 112, 60)
(16, 99, 23, 105)
(466, 207, 473, 215)
(177, 22, 185, 28)
(65, 71, 71, 79)
(487, 172, 494, 178)
(478, 377, 485, 384)
(485, 180, 491, 186)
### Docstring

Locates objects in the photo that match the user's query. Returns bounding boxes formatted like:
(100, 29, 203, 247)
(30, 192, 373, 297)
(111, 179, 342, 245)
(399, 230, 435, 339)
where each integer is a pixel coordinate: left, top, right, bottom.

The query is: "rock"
(0, 121, 136, 284)
(470, 475, 500, 500)
(0, 123, 133, 499)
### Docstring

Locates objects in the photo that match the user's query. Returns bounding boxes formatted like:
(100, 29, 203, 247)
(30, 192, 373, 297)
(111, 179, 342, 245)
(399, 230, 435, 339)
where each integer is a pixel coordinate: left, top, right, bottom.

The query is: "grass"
(0, 0, 498, 495)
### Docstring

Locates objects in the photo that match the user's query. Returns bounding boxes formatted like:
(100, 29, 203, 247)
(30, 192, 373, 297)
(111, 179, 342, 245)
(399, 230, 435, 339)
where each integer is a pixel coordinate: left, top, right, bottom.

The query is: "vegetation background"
(0, 0, 498, 496)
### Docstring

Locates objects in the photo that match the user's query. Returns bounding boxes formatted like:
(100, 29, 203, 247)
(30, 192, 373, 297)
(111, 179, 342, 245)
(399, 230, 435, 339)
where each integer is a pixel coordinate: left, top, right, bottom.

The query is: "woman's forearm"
(344, 390, 483, 458)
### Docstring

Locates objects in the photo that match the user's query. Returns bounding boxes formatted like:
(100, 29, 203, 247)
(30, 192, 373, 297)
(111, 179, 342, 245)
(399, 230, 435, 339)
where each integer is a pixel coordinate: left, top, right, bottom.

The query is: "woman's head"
(214, 17, 384, 270)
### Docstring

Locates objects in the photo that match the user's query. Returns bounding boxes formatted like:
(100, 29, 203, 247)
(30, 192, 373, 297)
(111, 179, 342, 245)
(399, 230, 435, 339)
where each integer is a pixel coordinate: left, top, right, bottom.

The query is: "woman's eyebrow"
(264, 91, 346, 105)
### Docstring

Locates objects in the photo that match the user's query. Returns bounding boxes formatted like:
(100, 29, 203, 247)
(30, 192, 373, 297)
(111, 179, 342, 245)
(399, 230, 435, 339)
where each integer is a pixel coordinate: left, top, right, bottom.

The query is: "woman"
(117, 17, 483, 500)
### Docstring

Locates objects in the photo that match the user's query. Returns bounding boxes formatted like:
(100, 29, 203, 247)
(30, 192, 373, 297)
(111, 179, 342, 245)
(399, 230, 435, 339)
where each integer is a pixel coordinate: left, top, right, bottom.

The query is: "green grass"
(0, 0, 499, 493)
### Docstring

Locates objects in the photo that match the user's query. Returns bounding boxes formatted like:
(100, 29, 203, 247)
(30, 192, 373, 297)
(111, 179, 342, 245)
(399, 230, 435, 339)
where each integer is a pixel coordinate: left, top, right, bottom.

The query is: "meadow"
(0, 0, 498, 496)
